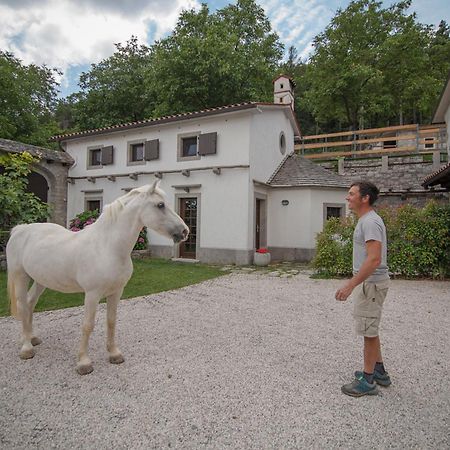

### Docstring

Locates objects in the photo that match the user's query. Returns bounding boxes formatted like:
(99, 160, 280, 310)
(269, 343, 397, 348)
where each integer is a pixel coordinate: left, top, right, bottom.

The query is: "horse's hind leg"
(77, 293, 101, 375)
(27, 282, 46, 346)
(106, 290, 124, 365)
(19, 280, 46, 359)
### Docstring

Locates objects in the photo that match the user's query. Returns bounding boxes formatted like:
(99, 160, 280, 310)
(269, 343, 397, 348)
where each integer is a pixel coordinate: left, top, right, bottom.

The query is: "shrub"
(0, 152, 50, 231)
(69, 210, 148, 251)
(313, 201, 450, 279)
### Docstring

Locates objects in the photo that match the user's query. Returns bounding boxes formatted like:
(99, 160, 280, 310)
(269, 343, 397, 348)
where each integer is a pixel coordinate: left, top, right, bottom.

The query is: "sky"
(1, 0, 449, 98)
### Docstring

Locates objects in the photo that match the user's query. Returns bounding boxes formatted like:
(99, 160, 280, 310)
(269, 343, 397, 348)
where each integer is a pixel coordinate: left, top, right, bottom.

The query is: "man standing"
(335, 181, 391, 397)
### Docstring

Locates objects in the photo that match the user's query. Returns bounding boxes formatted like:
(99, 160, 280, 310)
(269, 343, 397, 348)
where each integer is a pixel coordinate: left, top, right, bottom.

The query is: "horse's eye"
(157, 202, 165, 209)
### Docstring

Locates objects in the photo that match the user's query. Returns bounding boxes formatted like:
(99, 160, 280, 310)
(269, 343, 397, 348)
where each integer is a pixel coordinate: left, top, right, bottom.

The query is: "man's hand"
(335, 283, 354, 301)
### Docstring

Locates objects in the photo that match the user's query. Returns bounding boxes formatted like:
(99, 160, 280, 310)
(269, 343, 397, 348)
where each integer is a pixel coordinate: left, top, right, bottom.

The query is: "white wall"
(249, 107, 294, 183)
(268, 188, 348, 249)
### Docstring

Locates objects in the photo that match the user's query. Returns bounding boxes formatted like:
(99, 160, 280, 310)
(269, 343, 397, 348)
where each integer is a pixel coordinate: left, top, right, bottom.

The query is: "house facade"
(52, 77, 349, 264)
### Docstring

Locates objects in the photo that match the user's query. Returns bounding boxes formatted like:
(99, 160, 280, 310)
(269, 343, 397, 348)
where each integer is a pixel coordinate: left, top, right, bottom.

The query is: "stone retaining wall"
(319, 153, 449, 207)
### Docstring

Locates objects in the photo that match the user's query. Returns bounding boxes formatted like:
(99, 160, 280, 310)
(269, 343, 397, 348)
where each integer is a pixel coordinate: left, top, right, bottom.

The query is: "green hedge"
(313, 201, 450, 279)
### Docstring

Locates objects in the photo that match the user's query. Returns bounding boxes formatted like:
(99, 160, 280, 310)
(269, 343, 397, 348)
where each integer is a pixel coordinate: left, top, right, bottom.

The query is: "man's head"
(347, 181, 379, 215)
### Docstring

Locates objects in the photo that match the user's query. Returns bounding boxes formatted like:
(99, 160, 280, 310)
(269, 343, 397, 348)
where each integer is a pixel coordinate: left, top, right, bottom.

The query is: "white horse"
(6, 181, 189, 375)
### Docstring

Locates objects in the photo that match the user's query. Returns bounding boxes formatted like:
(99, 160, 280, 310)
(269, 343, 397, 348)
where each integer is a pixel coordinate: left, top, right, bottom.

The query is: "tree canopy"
(0, 51, 60, 146)
(1, 0, 450, 141)
(303, 0, 450, 132)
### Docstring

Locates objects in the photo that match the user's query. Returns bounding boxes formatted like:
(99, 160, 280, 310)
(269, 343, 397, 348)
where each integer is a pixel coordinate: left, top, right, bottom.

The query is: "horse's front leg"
(77, 293, 100, 375)
(106, 290, 124, 365)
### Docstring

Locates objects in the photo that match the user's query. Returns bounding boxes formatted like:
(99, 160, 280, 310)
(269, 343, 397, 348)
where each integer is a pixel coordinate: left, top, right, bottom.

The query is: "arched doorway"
(27, 171, 49, 203)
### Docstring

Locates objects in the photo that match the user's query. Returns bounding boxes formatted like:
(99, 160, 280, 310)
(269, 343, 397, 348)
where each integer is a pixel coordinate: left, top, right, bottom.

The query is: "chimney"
(273, 75, 295, 110)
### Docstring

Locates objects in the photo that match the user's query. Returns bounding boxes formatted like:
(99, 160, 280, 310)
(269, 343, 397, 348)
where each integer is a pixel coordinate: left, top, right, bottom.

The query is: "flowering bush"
(69, 209, 148, 251)
(313, 201, 450, 279)
(256, 248, 269, 254)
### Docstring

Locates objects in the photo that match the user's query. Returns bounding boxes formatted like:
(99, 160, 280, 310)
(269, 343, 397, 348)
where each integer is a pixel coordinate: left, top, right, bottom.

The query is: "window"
(177, 133, 200, 161)
(130, 143, 144, 162)
(87, 145, 114, 169)
(127, 140, 146, 166)
(90, 149, 102, 166)
(86, 199, 101, 211)
(84, 191, 103, 212)
(323, 203, 345, 225)
(326, 206, 342, 220)
(279, 131, 286, 154)
(182, 137, 198, 157)
(280, 83, 284, 89)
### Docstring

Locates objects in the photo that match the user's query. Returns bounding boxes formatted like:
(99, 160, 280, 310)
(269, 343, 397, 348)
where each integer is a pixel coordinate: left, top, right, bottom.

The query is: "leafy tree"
(146, 0, 284, 116)
(0, 51, 60, 146)
(0, 152, 50, 231)
(305, 0, 450, 130)
(71, 37, 153, 130)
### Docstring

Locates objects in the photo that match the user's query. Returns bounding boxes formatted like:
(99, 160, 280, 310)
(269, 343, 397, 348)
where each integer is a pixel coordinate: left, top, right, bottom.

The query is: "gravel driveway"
(1, 272, 449, 449)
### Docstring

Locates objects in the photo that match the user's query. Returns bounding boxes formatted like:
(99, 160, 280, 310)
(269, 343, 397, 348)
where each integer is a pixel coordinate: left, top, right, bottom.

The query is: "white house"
(52, 76, 349, 264)
(423, 71, 450, 191)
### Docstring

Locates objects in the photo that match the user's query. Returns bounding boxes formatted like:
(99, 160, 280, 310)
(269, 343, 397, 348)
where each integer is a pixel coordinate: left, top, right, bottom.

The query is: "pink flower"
(70, 227, 80, 232)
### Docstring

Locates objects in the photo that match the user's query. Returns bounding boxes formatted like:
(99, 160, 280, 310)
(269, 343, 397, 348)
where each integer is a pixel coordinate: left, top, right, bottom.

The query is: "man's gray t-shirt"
(353, 210, 389, 282)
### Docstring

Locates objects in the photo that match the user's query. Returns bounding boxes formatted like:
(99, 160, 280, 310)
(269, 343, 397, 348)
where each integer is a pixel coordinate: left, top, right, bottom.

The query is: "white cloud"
(0, 0, 200, 71)
(258, 0, 330, 61)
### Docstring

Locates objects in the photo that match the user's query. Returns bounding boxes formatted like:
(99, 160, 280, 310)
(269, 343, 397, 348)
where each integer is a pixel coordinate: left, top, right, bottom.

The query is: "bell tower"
(273, 74, 295, 110)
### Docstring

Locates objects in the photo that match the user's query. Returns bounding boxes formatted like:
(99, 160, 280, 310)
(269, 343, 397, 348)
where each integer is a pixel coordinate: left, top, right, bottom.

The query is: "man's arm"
(335, 240, 382, 301)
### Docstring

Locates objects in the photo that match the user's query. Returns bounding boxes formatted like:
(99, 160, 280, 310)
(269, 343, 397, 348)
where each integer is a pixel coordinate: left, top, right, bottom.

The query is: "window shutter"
(198, 132, 217, 155)
(101, 146, 114, 165)
(144, 139, 159, 161)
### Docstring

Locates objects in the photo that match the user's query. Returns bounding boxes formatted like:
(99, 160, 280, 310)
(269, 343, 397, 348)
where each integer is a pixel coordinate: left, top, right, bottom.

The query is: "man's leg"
(364, 335, 380, 374)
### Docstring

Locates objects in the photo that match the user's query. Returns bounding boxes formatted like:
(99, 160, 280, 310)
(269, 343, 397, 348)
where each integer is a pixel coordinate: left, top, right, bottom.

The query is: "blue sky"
(0, 0, 449, 98)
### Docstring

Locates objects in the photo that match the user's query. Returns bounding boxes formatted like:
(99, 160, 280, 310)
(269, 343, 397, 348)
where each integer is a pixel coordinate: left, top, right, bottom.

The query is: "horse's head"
(136, 181, 189, 243)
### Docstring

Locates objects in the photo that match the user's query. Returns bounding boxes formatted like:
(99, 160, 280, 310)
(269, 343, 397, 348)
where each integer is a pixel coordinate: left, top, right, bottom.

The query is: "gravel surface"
(1, 273, 449, 449)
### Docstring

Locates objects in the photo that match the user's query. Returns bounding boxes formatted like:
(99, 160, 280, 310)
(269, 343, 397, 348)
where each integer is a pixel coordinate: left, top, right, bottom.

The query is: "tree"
(305, 0, 450, 130)
(0, 51, 60, 146)
(147, 0, 284, 116)
(71, 37, 153, 130)
(0, 152, 50, 231)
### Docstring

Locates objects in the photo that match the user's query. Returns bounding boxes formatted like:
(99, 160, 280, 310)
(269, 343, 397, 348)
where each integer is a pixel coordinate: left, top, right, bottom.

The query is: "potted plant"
(254, 247, 271, 266)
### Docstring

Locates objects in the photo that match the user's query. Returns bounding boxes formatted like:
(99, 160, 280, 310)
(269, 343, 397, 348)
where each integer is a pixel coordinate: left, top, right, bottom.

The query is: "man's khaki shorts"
(352, 280, 389, 337)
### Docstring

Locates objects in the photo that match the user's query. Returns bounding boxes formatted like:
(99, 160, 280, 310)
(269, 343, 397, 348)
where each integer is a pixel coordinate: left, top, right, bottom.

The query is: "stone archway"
(0, 138, 74, 226)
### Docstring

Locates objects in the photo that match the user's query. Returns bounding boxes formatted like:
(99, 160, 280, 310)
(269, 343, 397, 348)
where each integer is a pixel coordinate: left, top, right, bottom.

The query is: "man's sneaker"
(355, 370, 391, 387)
(341, 374, 379, 397)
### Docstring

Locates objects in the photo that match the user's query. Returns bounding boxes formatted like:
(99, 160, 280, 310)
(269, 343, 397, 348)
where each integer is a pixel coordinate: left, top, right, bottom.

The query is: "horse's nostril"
(182, 229, 189, 238)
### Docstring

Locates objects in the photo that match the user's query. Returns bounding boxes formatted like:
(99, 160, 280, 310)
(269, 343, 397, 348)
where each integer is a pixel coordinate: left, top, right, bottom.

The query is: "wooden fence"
(295, 124, 448, 160)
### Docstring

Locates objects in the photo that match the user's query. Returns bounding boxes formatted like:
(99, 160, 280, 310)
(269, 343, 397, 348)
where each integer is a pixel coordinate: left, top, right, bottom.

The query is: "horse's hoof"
(76, 364, 94, 375)
(31, 337, 42, 346)
(20, 348, 35, 360)
(109, 354, 125, 364)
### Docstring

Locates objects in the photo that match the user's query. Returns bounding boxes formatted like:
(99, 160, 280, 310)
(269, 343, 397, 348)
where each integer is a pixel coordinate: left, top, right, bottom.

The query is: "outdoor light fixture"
(281, 200, 289, 206)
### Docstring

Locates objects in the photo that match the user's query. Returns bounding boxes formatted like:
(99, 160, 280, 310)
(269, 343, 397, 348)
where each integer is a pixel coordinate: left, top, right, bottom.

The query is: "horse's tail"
(6, 225, 25, 320)
(7, 270, 20, 319)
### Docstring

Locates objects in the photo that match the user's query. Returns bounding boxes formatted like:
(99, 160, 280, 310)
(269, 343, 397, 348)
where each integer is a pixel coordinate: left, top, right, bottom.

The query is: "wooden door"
(255, 199, 261, 249)
(179, 197, 197, 259)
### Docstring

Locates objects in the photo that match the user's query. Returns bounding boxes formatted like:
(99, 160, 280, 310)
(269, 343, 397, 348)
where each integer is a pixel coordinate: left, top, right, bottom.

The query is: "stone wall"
(319, 153, 449, 207)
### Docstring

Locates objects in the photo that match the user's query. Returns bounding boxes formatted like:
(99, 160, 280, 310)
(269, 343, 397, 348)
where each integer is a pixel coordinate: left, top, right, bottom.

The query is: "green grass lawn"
(0, 258, 224, 317)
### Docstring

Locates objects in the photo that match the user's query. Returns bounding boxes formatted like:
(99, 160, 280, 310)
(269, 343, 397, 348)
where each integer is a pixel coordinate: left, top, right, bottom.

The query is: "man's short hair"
(351, 181, 380, 205)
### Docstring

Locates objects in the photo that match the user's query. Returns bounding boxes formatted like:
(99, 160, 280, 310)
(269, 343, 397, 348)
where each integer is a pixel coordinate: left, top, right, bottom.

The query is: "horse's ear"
(147, 179, 160, 195)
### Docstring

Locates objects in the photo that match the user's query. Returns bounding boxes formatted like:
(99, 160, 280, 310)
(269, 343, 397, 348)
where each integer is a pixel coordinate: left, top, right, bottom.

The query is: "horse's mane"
(98, 185, 162, 224)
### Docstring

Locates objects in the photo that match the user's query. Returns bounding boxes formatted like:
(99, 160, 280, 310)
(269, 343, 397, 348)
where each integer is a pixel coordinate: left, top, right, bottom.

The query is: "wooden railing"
(295, 124, 448, 160)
